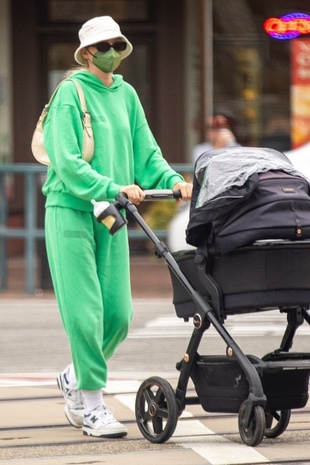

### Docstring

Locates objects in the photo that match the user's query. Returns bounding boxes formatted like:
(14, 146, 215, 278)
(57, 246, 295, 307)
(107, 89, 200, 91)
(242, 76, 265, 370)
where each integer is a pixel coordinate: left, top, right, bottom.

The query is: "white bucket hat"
(74, 16, 133, 65)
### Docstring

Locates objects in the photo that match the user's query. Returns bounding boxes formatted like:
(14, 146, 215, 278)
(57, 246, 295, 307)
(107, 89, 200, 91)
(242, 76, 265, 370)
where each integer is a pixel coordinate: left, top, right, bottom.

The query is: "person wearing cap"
(41, 16, 192, 439)
(192, 114, 239, 162)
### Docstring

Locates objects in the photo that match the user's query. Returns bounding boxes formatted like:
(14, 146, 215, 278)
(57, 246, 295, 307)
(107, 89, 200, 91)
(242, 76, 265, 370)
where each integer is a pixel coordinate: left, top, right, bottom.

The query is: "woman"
(42, 16, 192, 439)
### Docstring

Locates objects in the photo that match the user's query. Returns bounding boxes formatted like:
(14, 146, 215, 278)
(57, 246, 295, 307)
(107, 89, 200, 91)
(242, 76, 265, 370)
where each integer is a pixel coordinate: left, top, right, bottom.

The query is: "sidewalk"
(3, 258, 310, 463)
(3, 373, 309, 464)
(0, 375, 195, 465)
(0, 256, 191, 464)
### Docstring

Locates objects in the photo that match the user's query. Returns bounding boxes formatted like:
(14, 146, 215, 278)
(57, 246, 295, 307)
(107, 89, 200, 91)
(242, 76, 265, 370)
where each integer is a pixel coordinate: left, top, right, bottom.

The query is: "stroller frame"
(114, 191, 310, 447)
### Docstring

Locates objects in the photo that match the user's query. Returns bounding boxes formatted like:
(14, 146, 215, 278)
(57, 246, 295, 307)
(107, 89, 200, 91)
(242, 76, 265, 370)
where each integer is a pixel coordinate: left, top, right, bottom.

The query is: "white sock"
(66, 363, 77, 388)
(82, 389, 103, 413)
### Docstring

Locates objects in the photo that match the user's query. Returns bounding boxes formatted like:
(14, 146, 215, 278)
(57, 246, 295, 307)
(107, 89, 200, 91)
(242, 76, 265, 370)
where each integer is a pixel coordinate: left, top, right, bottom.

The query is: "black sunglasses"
(95, 41, 127, 53)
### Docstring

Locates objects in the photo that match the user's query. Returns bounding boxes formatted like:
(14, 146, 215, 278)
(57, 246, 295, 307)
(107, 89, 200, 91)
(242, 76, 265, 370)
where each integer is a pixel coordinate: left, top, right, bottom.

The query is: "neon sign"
(264, 13, 310, 40)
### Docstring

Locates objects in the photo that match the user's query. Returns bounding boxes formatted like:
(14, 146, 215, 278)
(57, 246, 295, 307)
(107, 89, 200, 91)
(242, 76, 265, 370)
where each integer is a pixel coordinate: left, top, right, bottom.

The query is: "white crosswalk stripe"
(128, 309, 310, 338)
(114, 389, 270, 464)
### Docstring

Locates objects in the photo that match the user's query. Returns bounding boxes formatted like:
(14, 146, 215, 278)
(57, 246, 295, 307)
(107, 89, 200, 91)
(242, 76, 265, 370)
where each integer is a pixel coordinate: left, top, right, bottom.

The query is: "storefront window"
(47, 43, 76, 95)
(213, 0, 310, 150)
(46, 0, 150, 22)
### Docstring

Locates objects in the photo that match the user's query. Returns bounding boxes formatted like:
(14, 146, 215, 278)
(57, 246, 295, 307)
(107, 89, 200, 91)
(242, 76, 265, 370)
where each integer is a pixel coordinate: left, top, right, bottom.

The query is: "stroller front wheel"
(135, 376, 178, 444)
(238, 401, 265, 446)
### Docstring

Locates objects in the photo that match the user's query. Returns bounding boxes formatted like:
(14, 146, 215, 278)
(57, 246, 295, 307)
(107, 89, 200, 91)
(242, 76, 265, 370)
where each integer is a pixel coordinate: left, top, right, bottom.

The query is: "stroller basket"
(170, 240, 310, 319)
(190, 355, 310, 413)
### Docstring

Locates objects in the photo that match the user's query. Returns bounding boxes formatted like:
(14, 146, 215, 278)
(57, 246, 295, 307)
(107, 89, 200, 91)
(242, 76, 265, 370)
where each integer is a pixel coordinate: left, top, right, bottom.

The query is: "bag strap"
(69, 79, 94, 162)
(37, 80, 63, 125)
(71, 80, 86, 112)
(37, 78, 94, 162)
(70, 79, 92, 137)
(41, 78, 88, 121)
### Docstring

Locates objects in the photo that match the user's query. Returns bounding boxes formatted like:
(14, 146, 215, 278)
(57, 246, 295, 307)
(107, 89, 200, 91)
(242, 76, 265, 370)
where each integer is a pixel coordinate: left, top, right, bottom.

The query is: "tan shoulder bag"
(31, 79, 94, 166)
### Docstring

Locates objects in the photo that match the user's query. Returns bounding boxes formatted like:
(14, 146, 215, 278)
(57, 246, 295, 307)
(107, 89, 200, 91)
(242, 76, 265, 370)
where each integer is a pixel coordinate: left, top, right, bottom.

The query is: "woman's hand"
(120, 185, 145, 205)
(172, 181, 193, 201)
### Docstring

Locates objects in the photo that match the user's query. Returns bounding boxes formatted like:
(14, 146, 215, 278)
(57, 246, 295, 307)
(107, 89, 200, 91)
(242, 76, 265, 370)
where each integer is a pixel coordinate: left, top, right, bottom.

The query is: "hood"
(68, 69, 124, 92)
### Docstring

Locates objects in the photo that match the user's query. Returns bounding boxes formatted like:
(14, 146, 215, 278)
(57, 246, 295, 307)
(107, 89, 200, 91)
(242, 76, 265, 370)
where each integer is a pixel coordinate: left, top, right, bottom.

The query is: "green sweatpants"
(45, 206, 133, 390)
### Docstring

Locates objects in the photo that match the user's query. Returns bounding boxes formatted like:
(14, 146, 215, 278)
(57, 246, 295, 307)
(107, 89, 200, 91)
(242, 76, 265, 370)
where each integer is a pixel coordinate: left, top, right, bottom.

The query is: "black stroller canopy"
(187, 146, 310, 248)
(194, 146, 306, 208)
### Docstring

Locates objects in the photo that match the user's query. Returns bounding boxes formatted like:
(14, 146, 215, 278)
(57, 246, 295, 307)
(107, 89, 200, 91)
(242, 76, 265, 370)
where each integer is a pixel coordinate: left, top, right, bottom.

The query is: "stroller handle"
(143, 189, 182, 200)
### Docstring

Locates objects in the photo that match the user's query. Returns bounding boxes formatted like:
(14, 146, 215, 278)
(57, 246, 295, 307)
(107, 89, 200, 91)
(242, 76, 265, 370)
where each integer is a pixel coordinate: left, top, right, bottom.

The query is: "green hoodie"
(42, 71, 183, 211)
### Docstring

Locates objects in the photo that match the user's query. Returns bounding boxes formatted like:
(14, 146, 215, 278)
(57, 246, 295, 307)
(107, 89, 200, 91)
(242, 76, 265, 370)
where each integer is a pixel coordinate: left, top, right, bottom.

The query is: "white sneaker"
(83, 405, 128, 438)
(57, 366, 84, 428)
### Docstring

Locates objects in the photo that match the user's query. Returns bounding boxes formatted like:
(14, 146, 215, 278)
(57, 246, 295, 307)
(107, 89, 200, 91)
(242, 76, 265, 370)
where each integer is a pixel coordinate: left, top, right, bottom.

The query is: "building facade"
(1, 0, 310, 207)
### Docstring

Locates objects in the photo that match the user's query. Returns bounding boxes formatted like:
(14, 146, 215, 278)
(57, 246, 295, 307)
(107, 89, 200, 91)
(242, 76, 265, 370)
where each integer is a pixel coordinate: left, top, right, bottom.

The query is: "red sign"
(291, 39, 310, 84)
(291, 39, 310, 147)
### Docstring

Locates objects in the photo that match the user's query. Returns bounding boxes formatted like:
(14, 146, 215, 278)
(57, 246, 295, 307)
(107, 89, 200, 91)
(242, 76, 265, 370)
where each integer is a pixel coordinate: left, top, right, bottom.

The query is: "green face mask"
(92, 49, 122, 73)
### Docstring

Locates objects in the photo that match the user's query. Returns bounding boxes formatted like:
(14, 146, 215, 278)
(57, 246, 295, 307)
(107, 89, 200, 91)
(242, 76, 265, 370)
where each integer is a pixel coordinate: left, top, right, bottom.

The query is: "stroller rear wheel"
(135, 376, 178, 443)
(264, 409, 291, 438)
(238, 401, 265, 446)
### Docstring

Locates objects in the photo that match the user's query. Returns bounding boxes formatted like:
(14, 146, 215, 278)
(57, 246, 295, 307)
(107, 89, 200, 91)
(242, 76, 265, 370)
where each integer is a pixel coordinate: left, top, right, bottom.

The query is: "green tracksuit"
(42, 70, 184, 390)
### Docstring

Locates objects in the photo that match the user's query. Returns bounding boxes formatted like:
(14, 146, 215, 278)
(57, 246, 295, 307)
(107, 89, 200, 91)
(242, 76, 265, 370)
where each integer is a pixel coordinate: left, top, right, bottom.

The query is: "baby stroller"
(97, 147, 310, 447)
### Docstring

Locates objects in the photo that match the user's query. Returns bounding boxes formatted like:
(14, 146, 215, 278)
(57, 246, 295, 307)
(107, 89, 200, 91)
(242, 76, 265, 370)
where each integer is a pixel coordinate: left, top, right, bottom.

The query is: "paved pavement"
(2, 329, 310, 464)
(2, 255, 310, 463)
(0, 254, 183, 464)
